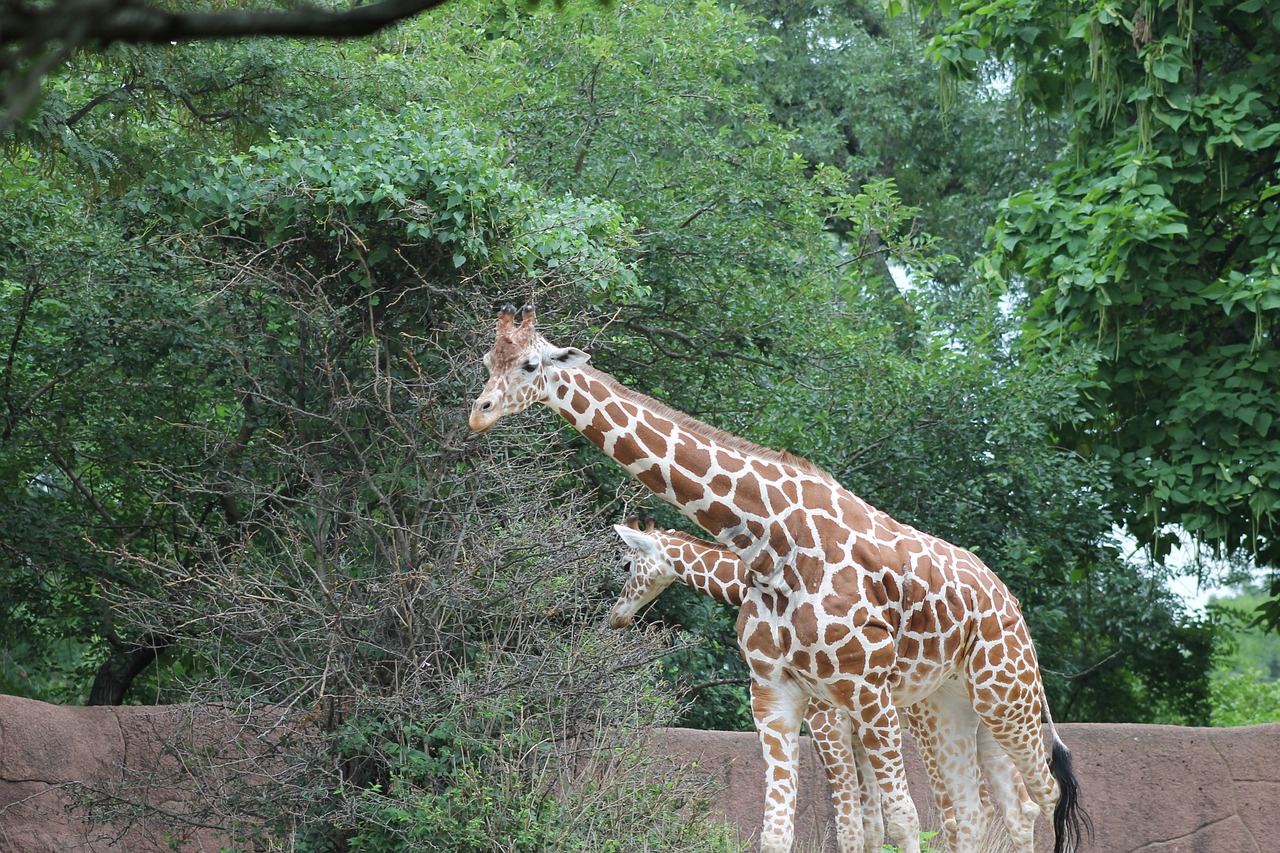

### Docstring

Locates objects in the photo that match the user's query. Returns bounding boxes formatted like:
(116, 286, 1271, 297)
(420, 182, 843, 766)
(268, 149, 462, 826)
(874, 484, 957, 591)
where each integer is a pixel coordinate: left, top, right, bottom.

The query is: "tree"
(1209, 582, 1280, 681)
(0, 79, 636, 702)
(930, 0, 1280, 629)
(12, 101, 742, 849)
(0, 175, 238, 704)
(1206, 582, 1280, 725)
(738, 0, 1066, 277)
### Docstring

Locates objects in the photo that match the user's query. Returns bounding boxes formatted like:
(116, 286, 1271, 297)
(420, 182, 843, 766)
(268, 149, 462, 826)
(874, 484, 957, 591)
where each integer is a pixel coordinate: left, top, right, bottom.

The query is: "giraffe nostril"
(479, 400, 494, 411)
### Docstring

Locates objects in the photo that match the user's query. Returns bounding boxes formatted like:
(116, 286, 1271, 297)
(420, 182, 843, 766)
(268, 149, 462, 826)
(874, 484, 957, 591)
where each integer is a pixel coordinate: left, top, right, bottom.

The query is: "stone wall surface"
(0, 696, 250, 853)
(2, 694, 1278, 852)
(663, 722, 1280, 853)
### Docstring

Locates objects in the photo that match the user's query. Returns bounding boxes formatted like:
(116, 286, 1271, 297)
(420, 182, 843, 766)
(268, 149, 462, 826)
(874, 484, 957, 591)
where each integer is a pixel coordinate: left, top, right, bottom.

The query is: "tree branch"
(1, 0, 461, 131)
(1, 0, 457, 47)
(680, 677, 747, 696)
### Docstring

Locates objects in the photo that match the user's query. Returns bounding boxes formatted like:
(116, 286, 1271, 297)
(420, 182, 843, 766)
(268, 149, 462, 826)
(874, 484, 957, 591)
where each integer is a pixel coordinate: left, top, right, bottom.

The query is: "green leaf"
(1151, 59, 1182, 84)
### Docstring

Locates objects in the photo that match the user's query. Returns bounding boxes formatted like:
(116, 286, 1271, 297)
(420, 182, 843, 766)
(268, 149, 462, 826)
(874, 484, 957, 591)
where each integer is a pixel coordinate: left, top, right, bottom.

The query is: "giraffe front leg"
(751, 679, 808, 853)
(851, 724, 885, 853)
(805, 701, 869, 853)
(851, 680, 921, 853)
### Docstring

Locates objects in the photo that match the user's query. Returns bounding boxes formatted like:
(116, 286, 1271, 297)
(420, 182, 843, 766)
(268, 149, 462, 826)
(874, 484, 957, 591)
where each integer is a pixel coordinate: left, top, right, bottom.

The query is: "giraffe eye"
(522, 358, 539, 373)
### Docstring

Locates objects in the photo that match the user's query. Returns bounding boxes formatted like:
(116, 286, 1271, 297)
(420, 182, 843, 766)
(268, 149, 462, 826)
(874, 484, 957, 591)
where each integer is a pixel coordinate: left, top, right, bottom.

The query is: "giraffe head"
(607, 517, 678, 629)
(469, 304, 590, 433)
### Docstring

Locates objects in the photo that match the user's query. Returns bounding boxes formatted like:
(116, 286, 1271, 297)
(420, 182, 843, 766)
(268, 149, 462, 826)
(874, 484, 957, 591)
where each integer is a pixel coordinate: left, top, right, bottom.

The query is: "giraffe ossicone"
(469, 305, 1089, 853)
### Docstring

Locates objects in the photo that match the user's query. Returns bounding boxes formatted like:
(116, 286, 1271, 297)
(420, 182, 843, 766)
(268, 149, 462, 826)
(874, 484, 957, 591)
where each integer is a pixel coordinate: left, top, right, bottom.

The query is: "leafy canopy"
(931, 0, 1280, 628)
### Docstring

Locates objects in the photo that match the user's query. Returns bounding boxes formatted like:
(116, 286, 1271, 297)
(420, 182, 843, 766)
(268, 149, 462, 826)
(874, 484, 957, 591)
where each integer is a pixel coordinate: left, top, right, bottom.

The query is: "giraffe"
(468, 305, 1089, 853)
(607, 517, 1040, 853)
(608, 521, 887, 853)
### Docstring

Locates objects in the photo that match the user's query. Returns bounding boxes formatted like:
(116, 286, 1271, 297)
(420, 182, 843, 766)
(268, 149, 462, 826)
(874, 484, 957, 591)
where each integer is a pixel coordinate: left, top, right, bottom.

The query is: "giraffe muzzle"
(468, 397, 500, 433)
(607, 607, 634, 629)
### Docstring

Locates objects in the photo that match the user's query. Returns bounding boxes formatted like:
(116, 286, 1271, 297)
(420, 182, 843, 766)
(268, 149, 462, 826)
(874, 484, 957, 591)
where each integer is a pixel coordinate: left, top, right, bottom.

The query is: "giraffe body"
(609, 520, 1039, 853)
(470, 306, 1088, 853)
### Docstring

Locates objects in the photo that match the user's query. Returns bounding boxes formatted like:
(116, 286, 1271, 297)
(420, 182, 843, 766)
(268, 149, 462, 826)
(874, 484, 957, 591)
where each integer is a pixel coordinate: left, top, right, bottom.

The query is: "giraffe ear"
(546, 345, 589, 369)
(613, 523, 658, 557)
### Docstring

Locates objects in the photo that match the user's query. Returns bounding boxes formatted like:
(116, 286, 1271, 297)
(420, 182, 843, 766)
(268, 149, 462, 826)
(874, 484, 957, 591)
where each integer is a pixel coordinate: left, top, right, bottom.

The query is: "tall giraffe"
(469, 305, 1088, 853)
(608, 518, 1039, 853)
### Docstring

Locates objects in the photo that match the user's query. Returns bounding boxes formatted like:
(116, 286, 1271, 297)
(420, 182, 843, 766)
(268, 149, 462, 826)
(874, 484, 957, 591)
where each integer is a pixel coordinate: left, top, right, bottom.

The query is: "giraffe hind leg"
(850, 681, 921, 853)
(909, 687, 988, 853)
(973, 723, 1037, 852)
(900, 704, 958, 852)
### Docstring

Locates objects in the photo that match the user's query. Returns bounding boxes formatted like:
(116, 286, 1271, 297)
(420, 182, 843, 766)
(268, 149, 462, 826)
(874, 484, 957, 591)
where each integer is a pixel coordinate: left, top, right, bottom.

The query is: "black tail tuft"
(1050, 736, 1093, 853)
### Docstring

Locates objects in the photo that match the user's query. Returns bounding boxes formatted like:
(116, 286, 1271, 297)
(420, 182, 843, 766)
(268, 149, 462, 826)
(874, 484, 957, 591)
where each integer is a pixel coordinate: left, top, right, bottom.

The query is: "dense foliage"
(931, 0, 1280, 629)
(1206, 582, 1280, 726)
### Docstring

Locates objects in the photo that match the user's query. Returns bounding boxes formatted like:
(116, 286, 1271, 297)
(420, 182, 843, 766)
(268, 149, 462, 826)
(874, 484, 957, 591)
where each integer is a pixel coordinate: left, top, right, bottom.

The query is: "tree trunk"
(86, 635, 171, 706)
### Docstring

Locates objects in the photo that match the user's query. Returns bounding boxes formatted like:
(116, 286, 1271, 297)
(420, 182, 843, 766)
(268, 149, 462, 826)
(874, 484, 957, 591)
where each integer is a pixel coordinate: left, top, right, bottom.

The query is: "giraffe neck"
(545, 365, 799, 542)
(662, 533, 751, 608)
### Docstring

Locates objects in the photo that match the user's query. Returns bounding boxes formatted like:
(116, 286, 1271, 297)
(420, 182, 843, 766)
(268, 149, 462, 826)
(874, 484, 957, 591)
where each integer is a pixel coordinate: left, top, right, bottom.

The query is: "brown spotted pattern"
(469, 306, 1068, 853)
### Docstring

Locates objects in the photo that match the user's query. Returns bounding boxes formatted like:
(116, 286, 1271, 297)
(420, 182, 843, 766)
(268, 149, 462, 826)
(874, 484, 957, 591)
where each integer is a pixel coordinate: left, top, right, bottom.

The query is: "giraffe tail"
(1042, 686, 1093, 853)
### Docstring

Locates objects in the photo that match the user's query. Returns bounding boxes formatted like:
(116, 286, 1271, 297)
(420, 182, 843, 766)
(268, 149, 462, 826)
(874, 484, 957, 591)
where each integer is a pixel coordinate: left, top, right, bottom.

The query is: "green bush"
(1210, 668, 1280, 727)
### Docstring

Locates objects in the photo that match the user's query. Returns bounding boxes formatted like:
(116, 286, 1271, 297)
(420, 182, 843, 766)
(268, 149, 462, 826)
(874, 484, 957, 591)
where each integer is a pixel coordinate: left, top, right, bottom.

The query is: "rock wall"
(665, 722, 1280, 853)
(2, 694, 1278, 852)
(0, 696, 239, 853)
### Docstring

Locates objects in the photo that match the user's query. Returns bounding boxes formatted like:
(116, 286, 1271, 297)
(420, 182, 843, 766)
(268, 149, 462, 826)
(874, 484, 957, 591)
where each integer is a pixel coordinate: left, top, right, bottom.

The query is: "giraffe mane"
(582, 366, 834, 483)
(658, 527, 724, 551)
